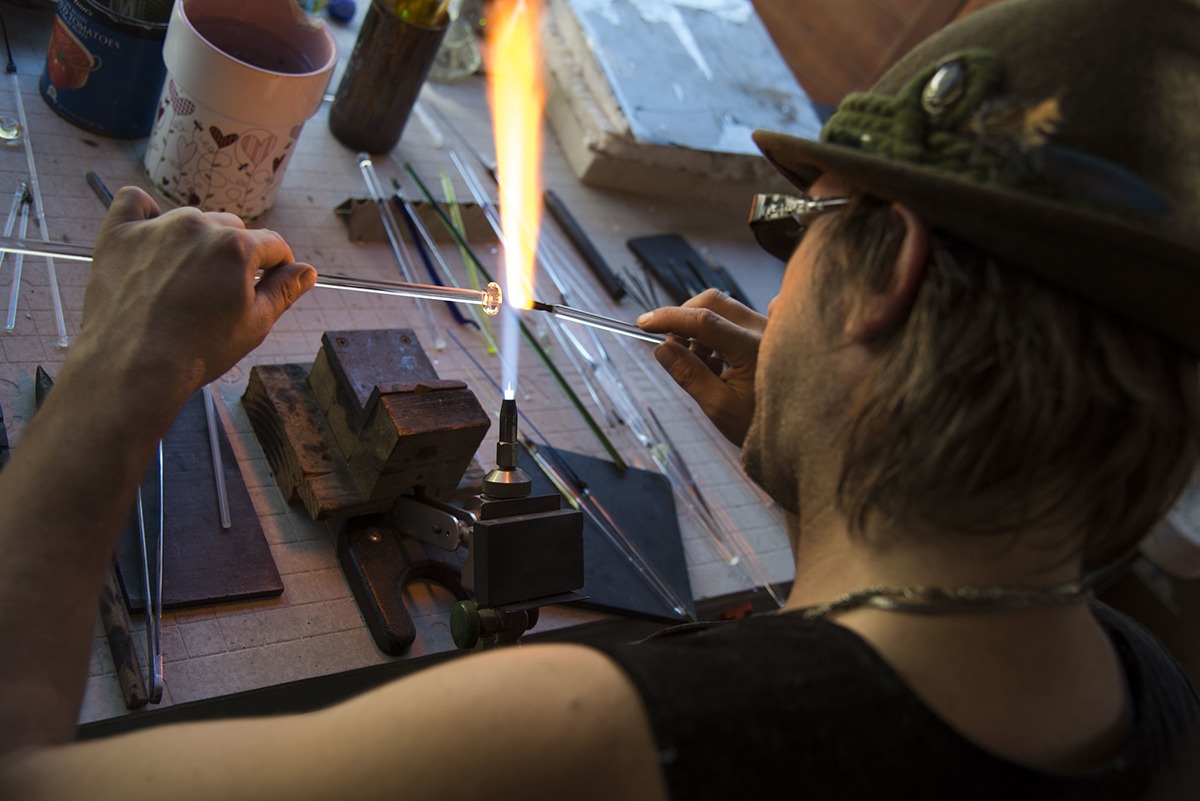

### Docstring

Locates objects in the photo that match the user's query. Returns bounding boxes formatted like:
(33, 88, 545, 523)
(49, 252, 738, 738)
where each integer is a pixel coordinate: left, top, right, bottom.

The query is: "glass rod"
(529, 299, 664, 344)
(0, 235, 502, 313)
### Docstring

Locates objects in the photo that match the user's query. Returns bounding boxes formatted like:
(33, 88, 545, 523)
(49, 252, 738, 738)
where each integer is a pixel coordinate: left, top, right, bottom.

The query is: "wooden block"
(308, 347, 337, 414)
(242, 363, 375, 520)
(245, 330, 491, 519)
(308, 347, 359, 459)
(348, 385, 490, 499)
(334, 198, 497, 246)
(302, 471, 392, 520)
(318, 329, 439, 426)
(242, 363, 334, 504)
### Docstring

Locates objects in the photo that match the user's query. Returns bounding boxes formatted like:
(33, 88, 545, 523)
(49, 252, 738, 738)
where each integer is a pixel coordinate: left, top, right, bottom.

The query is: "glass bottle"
(428, 0, 482, 82)
(328, 0, 450, 154)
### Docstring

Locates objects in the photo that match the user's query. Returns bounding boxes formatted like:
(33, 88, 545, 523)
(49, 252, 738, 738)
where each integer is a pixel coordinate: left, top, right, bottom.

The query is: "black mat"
(117, 390, 282, 612)
(520, 446, 695, 623)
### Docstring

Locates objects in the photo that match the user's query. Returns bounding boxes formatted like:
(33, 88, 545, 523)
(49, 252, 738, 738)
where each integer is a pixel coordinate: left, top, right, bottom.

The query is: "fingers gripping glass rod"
(0, 235, 503, 314)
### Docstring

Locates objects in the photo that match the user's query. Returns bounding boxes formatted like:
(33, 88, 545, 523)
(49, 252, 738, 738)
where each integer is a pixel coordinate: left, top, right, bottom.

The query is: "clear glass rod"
(0, 235, 503, 314)
(317, 274, 502, 313)
(529, 300, 664, 344)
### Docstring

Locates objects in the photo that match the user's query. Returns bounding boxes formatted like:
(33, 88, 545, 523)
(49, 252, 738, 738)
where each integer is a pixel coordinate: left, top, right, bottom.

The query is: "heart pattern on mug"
(168, 80, 195, 116)
(146, 86, 310, 218)
(238, 132, 278, 168)
(209, 126, 239, 149)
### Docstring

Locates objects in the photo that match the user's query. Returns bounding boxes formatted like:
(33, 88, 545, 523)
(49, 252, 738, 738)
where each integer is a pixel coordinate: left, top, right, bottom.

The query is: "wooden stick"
(99, 563, 149, 709)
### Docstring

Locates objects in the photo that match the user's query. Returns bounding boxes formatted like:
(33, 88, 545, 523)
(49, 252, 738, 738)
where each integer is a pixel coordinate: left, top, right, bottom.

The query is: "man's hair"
(814, 197, 1200, 570)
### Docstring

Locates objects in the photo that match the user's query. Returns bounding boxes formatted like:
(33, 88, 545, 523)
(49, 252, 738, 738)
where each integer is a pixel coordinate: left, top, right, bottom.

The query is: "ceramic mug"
(143, 0, 336, 219)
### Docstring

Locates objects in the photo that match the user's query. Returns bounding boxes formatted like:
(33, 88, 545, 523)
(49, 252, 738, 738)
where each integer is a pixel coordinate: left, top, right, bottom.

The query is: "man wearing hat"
(0, 0, 1196, 798)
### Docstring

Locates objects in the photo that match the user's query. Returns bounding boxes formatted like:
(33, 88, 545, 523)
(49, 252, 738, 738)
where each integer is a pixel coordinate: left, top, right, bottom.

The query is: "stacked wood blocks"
(242, 329, 491, 520)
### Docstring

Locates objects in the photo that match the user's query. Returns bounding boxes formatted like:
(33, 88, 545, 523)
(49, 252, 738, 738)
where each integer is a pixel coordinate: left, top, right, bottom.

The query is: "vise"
(242, 329, 584, 654)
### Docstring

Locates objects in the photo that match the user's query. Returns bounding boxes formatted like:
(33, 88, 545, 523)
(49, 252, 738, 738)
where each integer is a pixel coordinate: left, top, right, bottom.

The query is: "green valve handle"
(450, 600, 481, 650)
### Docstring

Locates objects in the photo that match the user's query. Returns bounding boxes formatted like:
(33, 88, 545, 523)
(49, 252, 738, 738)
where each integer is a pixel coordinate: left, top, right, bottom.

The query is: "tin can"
(39, 0, 171, 139)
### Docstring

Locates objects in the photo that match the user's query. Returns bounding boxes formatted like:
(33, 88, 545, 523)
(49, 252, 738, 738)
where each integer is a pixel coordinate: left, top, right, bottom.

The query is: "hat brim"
(753, 129, 1200, 354)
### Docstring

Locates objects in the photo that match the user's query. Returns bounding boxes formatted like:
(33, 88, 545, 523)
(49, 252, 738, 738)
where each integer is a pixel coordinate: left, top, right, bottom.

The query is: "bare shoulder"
(342, 641, 671, 800)
(0, 643, 668, 801)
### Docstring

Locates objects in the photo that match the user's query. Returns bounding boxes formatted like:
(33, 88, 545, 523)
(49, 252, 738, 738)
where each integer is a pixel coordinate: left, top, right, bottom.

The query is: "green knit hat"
(753, 0, 1200, 353)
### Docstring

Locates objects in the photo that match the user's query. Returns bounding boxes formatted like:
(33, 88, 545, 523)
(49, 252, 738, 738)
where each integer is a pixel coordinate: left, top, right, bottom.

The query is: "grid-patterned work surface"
(0, 1, 793, 724)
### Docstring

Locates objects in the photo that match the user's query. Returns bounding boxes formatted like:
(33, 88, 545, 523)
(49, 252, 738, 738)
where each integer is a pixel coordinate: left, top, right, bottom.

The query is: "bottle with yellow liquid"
(428, 0, 482, 82)
(328, 0, 451, 154)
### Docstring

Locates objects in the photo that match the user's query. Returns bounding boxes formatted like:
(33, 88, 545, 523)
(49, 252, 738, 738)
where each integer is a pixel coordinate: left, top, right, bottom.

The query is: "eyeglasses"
(748, 193, 852, 261)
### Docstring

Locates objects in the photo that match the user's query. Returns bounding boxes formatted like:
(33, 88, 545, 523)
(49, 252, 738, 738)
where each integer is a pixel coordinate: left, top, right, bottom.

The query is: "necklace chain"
(799, 581, 1092, 620)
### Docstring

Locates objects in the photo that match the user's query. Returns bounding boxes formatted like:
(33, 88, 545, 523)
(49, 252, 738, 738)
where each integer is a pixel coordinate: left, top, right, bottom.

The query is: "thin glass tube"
(203, 384, 232, 529)
(357, 153, 445, 350)
(0, 236, 503, 313)
(531, 300, 664, 344)
(317, 273, 501, 312)
(12, 76, 68, 347)
(3, 183, 27, 331)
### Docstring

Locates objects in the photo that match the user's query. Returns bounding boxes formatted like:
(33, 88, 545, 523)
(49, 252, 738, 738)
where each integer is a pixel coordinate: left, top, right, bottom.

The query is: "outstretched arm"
(0, 187, 315, 753)
(0, 188, 668, 801)
(637, 288, 767, 447)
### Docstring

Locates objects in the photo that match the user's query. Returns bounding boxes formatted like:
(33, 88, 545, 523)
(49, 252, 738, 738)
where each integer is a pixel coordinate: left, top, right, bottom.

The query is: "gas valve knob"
(451, 600, 482, 650)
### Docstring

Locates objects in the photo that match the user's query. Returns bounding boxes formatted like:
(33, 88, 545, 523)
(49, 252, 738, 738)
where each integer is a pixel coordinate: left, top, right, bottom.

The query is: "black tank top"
(594, 602, 1198, 800)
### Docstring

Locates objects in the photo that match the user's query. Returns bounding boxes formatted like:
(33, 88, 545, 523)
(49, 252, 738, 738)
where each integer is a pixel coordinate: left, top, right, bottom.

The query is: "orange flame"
(487, 0, 544, 312)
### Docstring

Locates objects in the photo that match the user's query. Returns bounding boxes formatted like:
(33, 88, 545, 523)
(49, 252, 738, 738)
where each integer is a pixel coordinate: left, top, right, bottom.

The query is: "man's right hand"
(81, 187, 316, 401)
(637, 289, 766, 447)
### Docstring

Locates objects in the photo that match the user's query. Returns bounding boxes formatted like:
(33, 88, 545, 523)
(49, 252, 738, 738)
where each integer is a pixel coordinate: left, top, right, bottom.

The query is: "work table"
(0, 0, 797, 729)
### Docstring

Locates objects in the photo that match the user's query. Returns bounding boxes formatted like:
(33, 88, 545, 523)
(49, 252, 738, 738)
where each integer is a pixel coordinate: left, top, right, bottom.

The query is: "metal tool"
(85, 170, 114, 207)
(448, 329, 697, 622)
(341, 393, 586, 653)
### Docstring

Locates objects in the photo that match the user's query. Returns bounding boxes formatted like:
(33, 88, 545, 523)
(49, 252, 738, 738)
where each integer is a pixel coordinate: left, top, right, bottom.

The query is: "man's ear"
(844, 202, 930, 341)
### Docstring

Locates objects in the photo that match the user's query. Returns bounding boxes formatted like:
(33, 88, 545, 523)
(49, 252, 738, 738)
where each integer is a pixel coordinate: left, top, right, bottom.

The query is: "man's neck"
(782, 505, 1086, 614)
(778, 503, 1130, 774)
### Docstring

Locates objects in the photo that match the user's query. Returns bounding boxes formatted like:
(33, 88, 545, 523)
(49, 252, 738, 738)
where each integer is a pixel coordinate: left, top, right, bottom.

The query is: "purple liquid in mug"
(190, 17, 316, 73)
